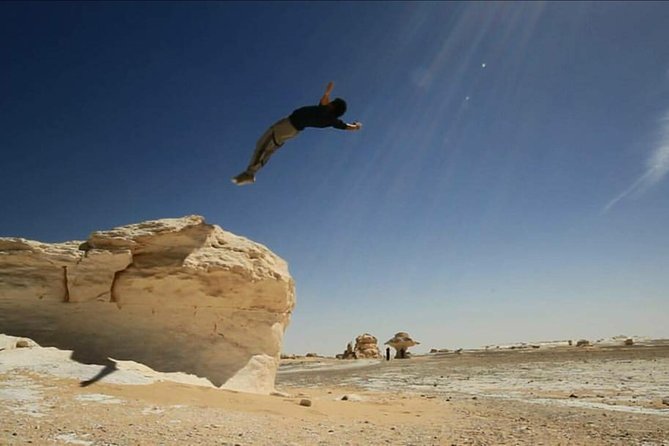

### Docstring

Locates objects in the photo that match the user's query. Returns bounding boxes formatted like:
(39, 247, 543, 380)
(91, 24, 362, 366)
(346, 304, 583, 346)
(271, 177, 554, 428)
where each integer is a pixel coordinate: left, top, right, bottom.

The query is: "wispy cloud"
(604, 111, 669, 212)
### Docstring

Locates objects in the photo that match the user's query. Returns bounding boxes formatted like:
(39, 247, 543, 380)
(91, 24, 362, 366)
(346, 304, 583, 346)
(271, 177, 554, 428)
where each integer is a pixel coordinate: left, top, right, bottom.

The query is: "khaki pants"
(246, 118, 299, 174)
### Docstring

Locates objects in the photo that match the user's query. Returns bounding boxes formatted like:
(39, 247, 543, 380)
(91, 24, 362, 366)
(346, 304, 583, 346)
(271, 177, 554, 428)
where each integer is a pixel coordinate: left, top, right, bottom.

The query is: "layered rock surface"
(0, 216, 295, 394)
(354, 333, 381, 359)
(338, 333, 381, 359)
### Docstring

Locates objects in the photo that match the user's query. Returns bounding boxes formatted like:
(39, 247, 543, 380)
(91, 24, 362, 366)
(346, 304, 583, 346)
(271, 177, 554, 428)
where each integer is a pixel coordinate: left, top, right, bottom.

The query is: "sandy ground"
(1, 338, 669, 445)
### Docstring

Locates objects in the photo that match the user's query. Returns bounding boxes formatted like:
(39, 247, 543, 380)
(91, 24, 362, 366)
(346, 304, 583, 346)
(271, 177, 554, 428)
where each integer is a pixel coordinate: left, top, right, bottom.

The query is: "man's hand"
(320, 81, 335, 106)
(347, 121, 362, 131)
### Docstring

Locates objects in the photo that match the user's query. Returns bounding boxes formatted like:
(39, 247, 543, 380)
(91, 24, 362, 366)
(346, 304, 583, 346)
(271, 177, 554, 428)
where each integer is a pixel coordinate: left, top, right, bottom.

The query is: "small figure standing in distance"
(232, 81, 362, 185)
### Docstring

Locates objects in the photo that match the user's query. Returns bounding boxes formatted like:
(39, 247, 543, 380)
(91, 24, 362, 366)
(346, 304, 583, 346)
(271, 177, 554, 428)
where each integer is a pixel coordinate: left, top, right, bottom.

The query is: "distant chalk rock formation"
(0, 215, 295, 394)
(337, 341, 356, 359)
(385, 332, 419, 359)
(337, 333, 381, 360)
(354, 333, 381, 359)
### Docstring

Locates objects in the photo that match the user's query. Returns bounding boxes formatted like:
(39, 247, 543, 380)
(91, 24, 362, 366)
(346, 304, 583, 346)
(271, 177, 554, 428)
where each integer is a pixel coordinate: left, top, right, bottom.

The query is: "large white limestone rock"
(0, 216, 295, 394)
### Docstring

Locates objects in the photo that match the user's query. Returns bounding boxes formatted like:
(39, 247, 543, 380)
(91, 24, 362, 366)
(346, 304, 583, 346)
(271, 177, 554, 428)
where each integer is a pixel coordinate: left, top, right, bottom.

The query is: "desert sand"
(2, 336, 668, 445)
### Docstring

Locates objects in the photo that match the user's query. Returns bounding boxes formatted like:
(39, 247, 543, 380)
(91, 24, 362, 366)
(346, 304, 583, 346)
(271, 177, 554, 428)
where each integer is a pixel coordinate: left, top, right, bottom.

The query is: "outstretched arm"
(334, 120, 362, 131)
(319, 81, 335, 105)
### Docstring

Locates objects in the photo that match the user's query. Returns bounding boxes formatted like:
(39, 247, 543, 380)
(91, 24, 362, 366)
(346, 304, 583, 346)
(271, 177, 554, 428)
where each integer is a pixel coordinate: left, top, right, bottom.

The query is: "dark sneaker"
(232, 171, 255, 185)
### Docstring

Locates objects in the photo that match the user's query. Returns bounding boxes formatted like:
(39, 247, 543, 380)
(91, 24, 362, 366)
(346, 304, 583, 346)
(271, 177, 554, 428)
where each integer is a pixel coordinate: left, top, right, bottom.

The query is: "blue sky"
(2, 2, 668, 355)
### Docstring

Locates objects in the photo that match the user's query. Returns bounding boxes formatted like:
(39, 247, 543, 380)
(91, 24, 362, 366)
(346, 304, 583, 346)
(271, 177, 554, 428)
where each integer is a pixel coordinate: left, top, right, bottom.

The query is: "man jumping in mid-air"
(232, 81, 362, 185)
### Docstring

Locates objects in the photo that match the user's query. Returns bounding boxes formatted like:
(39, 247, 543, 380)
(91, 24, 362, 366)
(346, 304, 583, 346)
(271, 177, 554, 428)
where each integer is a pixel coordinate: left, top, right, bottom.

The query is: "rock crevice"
(62, 266, 70, 303)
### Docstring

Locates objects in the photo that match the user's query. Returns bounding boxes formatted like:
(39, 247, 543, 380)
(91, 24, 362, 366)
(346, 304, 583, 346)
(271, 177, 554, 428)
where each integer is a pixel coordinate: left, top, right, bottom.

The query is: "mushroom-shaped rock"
(385, 332, 419, 359)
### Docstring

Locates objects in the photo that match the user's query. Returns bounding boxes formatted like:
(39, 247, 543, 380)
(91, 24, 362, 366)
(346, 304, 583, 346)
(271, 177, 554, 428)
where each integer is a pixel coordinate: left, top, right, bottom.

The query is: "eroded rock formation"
(337, 334, 381, 360)
(0, 216, 295, 394)
(354, 333, 381, 359)
(385, 332, 419, 359)
(338, 341, 356, 359)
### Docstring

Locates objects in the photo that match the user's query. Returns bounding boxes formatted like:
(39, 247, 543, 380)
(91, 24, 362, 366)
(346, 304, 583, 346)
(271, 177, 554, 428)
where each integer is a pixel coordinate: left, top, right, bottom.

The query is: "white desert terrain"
(1, 334, 668, 445)
(1, 217, 668, 445)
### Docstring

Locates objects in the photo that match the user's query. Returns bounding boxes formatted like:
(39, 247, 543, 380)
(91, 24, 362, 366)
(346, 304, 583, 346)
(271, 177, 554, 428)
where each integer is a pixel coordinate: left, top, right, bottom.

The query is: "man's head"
(329, 98, 347, 117)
